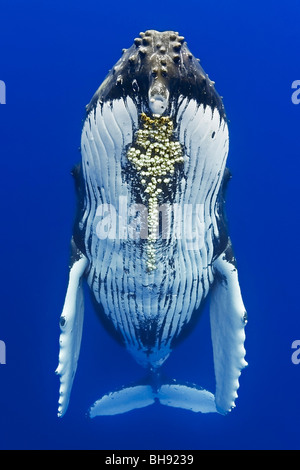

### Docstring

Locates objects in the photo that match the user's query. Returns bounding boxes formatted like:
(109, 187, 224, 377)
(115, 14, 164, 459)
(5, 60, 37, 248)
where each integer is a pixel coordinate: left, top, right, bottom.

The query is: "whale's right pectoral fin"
(56, 239, 89, 417)
(210, 241, 248, 414)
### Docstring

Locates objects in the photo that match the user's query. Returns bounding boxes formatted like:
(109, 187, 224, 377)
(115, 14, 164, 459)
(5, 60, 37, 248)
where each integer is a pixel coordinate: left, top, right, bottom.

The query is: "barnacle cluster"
(127, 112, 184, 271)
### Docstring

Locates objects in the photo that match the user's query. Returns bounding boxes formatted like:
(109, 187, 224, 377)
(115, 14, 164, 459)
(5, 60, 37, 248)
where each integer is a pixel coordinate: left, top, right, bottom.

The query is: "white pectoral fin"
(210, 245, 247, 414)
(56, 243, 89, 417)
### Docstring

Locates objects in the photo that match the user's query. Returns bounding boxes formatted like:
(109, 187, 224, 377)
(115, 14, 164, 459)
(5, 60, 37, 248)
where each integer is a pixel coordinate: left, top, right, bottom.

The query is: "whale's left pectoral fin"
(210, 242, 248, 414)
(56, 239, 89, 417)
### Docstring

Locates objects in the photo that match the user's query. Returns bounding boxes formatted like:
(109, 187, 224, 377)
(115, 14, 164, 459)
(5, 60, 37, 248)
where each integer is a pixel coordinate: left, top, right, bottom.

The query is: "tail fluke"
(88, 378, 218, 417)
(157, 384, 216, 413)
(89, 385, 155, 417)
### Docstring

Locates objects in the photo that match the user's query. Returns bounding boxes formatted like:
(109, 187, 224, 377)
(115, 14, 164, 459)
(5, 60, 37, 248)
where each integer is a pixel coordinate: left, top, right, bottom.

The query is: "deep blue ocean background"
(1, 0, 300, 450)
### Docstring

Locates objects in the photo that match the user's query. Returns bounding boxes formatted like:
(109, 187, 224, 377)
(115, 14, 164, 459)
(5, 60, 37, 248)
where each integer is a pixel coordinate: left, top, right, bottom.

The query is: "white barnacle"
(126, 112, 184, 270)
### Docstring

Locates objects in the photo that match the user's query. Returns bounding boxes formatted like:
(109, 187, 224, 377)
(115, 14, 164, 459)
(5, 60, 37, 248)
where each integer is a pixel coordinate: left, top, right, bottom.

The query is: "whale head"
(87, 30, 225, 120)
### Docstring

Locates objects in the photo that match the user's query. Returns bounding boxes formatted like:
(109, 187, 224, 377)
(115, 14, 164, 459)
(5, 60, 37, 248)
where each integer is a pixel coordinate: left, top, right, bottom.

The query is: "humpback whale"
(56, 30, 247, 417)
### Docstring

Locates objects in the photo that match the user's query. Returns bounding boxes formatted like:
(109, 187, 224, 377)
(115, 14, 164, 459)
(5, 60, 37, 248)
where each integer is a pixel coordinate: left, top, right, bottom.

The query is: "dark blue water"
(1, 0, 300, 450)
